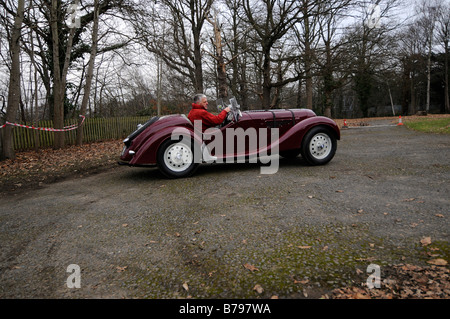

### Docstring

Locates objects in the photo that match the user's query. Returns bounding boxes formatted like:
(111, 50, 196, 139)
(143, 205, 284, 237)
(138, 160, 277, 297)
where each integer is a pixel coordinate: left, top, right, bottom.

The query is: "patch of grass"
(124, 222, 433, 298)
(405, 118, 450, 134)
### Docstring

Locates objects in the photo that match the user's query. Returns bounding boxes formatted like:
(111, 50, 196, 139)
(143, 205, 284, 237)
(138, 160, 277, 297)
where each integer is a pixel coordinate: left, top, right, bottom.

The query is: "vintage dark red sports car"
(119, 97, 340, 178)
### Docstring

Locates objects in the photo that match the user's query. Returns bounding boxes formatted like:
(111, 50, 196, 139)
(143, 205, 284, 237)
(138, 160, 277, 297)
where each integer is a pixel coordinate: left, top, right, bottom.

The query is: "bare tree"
(242, 0, 304, 109)
(137, 0, 214, 95)
(1, 0, 25, 160)
(222, 0, 251, 108)
(49, 0, 78, 148)
(76, 0, 99, 145)
(436, 2, 450, 113)
(344, 0, 402, 117)
(417, 0, 441, 113)
(315, 0, 353, 117)
(294, 0, 323, 110)
(206, 9, 229, 99)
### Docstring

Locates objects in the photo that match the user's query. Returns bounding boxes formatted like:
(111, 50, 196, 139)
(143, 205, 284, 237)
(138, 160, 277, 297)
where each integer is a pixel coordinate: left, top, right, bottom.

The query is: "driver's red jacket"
(188, 103, 228, 131)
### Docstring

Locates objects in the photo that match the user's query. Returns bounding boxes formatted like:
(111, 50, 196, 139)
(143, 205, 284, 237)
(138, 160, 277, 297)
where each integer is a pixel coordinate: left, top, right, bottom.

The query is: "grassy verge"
(404, 117, 450, 134)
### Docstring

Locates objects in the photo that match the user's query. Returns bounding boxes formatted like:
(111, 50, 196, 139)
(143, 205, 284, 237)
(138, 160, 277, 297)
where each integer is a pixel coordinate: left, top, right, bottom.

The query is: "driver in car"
(188, 94, 231, 131)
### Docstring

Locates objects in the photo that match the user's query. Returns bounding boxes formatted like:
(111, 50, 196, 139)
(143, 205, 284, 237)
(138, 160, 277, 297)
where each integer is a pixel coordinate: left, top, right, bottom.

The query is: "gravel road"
(0, 121, 448, 299)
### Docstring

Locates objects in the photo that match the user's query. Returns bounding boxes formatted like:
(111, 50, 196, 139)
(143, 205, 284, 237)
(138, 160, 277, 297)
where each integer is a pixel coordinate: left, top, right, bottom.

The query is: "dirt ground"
(0, 116, 448, 300)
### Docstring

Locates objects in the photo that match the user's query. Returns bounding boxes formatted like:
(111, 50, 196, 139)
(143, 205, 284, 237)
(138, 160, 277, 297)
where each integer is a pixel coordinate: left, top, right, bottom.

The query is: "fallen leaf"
(293, 279, 309, 285)
(297, 245, 312, 249)
(243, 263, 259, 272)
(427, 258, 447, 266)
(420, 237, 432, 246)
(353, 292, 370, 299)
(116, 266, 128, 272)
(253, 284, 264, 294)
(182, 282, 189, 291)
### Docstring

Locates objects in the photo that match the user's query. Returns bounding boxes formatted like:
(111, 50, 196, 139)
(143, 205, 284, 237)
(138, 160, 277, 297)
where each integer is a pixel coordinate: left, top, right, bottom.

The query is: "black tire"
(301, 126, 337, 165)
(157, 137, 199, 178)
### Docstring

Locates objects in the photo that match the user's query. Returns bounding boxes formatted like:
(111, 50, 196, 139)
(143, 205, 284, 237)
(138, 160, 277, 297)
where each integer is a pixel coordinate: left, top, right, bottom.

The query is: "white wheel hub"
(164, 143, 193, 172)
(309, 133, 332, 160)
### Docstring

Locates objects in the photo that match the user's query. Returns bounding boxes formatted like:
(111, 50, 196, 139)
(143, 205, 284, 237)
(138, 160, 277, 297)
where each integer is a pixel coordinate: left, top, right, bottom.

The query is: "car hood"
(244, 108, 316, 123)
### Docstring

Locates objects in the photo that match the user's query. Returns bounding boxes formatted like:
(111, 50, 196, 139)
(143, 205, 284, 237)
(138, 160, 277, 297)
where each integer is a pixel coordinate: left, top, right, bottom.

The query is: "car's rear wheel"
(301, 126, 337, 165)
(157, 138, 199, 178)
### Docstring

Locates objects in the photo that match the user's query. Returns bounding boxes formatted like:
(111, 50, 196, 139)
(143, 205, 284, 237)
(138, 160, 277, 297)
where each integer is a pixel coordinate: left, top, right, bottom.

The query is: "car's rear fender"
(130, 126, 202, 165)
(279, 116, 340, 151)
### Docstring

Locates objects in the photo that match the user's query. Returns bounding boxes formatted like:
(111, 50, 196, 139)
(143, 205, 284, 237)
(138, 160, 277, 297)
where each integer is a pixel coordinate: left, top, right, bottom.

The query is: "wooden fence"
(11, 116, 151, 150)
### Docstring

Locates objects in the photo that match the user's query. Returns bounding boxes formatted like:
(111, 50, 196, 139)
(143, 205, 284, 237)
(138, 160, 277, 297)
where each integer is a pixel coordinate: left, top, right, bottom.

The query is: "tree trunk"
(193, 29, 204, 93)
(50, 0, 64, 149)
(296, 78, 302, 107)
(426, 46, 432, 113)
(207, 13, 228, 99)
(444, 39, 449, 113)
(1, 0, 25, 160)
(410, 72, 416, 115)
(239, 58, 248, 109)
(76, 0, 99, 146)
(323, 44, 333, 118)
(156, 56, 162, 116)
(262, 52, 272, 109)
(51, 0, 77, 149)
(302, 3, 313, 110)
(305, 43, 313, 110)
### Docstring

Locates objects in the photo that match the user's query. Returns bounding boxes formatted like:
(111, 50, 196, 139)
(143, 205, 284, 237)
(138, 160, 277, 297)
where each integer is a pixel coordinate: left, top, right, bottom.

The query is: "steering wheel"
(217, 97, 241, 126)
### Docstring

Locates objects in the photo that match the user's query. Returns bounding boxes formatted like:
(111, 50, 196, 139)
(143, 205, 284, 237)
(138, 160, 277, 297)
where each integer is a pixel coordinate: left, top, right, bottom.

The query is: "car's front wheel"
(301, 126, 337, 165)
(157, 138, 199, 178)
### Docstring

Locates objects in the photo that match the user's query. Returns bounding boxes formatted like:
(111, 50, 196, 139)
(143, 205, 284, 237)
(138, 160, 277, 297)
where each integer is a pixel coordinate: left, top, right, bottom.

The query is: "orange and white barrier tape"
(0, 115, 85, 131)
